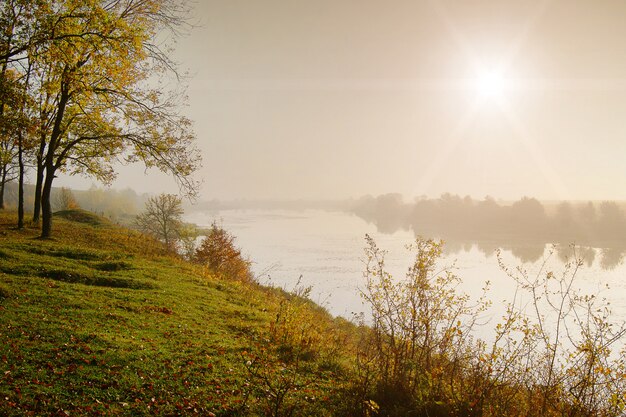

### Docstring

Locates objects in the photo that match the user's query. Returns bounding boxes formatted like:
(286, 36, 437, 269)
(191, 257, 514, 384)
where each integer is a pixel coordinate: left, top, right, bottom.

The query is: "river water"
(186, 208, 626, 341)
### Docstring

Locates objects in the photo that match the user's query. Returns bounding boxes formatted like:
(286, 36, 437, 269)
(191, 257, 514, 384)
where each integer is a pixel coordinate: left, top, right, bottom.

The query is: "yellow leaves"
(363, 399, 379, 416)
(608, 393, 626, 412)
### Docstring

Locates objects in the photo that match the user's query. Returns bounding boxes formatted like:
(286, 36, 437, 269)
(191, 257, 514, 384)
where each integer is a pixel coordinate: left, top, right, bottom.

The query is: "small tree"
(135, 193, 183, 251)
(194, 222, 254, 282)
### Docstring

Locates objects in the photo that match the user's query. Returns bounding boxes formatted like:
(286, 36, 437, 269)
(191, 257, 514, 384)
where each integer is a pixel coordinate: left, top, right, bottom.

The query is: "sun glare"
(474, 70, 508, 101)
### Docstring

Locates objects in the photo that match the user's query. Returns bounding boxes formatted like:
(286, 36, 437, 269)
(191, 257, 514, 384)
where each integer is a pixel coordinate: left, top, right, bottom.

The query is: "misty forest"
(1, 1, 626, 417)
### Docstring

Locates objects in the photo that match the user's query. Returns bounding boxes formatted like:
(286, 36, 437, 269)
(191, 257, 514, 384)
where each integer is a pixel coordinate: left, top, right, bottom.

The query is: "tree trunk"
(17, 61, 31, 229)
(0, 55, 5, 211)
(40, 166, 55, 238)
(17, 132, 24, 229)
(33, 128, 48, 223)
(0, 167, 6, 210)
(40, 79, 70, 238)
(32, 153, 44, 222)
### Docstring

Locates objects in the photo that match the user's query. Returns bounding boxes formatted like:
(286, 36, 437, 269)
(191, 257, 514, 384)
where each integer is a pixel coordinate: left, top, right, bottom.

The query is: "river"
(186, 208, 626, 342)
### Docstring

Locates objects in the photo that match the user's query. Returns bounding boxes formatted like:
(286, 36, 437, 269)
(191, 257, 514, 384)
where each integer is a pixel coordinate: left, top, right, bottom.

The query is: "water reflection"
(438, 238, 618, 268)
(352, 194, 626, 270)
(410, 226, 625, 270)
(600, 247, 625, 270)
(508, 244, 546, 264)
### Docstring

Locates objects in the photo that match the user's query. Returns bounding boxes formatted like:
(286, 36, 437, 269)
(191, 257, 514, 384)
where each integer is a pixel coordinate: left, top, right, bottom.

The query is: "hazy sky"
(58, 0, 626, 201)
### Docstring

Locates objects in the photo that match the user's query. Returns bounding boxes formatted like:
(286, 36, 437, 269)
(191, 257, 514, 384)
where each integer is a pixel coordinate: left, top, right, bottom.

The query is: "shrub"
(356, 235, 489, 415)
(491, 246, 626, 416)
(194, 222, 254, 282)
(353, 236, 626, 417)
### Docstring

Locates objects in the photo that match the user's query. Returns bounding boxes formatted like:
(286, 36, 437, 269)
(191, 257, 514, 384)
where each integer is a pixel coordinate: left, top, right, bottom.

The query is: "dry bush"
(54, 187, 79, 211)
(356, 235, 490, 416)
(488, 246, 626, 416)
(354, 236, 626, 417)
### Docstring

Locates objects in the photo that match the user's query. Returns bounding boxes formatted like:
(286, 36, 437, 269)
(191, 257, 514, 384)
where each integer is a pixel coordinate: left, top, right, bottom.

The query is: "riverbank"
(0, 210, 355, 416)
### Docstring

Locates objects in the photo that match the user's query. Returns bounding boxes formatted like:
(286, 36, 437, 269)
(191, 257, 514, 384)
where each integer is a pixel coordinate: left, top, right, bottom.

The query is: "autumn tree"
(0, 1, 45, 226)
(14, 62, 34, 229)
(0, 68, 34, 217)
(40, 0, 199, 238)
(0, 2, 20, 210)
(0, 0, 59, 64)
(0, 0, 201, 237)
(135, 193, 184, 251)
(0, 130, 18, 209)
(0, 69, 18, 211)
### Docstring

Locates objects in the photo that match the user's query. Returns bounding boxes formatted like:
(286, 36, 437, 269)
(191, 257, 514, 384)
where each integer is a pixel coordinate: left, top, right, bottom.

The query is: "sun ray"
(497, 0, 555, 74)
(412, 99, 482, 196)
(496, 102, 571, 200)
(426, 0, 480, 70)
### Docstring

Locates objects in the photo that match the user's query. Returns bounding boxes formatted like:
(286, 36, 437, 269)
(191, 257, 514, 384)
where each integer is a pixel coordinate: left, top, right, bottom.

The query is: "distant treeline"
(352, 193, 626, 242)
(351, 194, 626, 266)
(3, 183, 147, 222)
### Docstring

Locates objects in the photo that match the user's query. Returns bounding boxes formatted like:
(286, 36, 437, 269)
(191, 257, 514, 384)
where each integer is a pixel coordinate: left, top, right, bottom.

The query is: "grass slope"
(0, 211, 353, 416)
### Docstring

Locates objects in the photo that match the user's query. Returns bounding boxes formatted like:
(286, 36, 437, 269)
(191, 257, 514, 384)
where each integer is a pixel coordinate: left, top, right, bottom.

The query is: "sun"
(474, 69, 509, 101)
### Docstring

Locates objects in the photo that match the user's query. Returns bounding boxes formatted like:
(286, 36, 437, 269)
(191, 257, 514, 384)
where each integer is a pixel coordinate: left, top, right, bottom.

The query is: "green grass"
(0, 210, 354, 416)
(53, 209, 112, 227)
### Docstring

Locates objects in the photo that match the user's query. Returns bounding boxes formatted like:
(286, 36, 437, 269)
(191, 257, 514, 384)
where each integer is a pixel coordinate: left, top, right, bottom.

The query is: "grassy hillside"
(0, 211, 355, 416)
(2, 210, 624, 417)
